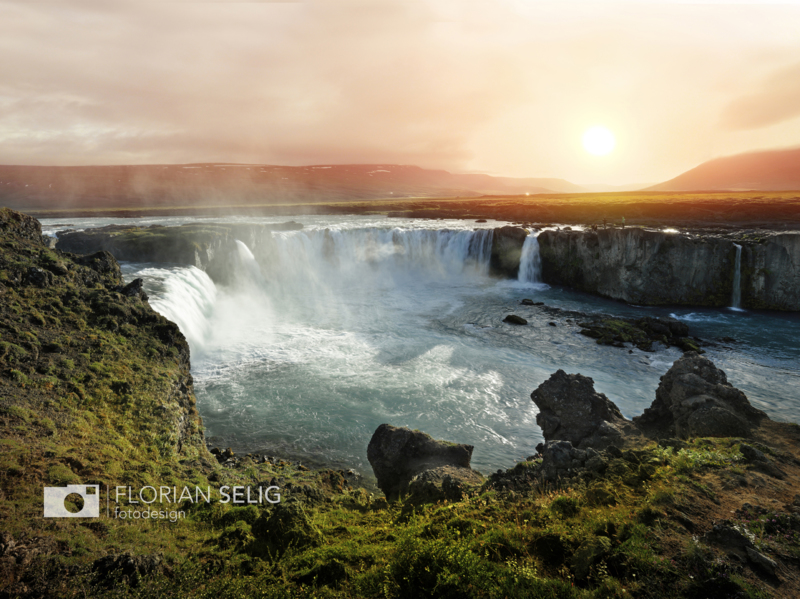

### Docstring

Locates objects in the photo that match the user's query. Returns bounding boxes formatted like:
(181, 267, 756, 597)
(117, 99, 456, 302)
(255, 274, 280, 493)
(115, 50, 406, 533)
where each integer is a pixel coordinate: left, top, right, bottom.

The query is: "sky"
(1, 1, 800, 185)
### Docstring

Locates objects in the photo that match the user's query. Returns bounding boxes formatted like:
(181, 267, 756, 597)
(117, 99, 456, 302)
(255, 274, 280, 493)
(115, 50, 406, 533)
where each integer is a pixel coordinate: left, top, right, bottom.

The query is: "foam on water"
(518, 233, 542, 284)
(103, 217, 800, 473)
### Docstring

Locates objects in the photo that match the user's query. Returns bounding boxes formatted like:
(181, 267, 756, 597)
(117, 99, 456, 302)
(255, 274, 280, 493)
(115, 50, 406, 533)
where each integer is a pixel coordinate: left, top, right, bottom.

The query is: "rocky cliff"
(0, 207, 207, 459)
(537, 228, 800, 310)
(55, 221, 302, 285)
(740, 233, 800, 310)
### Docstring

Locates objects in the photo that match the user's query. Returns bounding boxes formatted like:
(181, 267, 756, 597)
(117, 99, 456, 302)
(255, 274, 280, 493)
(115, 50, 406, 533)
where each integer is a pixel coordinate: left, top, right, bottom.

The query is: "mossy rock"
(571, 536, 612, 580)
(251, 503, 323, 557)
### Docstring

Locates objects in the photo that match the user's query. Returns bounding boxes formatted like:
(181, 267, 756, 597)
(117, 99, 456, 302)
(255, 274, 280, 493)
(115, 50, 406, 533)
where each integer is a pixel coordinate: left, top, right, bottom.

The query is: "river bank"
(3, 207, 800, 598)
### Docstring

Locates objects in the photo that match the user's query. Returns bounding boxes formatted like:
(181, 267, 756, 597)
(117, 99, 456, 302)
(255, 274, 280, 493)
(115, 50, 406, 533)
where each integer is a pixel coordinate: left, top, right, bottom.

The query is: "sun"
(583, 126, 615, 156)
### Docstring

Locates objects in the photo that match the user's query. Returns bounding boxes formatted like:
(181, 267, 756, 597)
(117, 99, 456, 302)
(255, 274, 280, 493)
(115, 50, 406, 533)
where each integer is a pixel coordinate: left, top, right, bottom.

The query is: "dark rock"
(746, 547, 778, 576)
(739, 443, 768, 463)
(577, 315, 700, 352)
(367, 424, 476, 500)
(119, 278, 148, 301)
(520, 298, 534, 305)
(503, 314, 527, 325)
(702, 520, 776, 576)
(406, 465, 484, 503)
(531, 370, 638, 449)
(25, 267, 53, 288)
(490, 226, 527, 278)
(548, 321, 557, 327)
(634, 352, 767, 439)
(0, 208, 44, 243)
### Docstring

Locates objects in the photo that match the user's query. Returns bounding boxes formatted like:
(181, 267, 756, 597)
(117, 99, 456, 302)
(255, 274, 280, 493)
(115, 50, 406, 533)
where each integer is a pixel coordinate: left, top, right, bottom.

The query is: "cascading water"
(517, 234, 542, 284)
(268, 227, 493, 279)
(89, 215, 800, 475)
(136, 266, 218, 347)
(730, 243, 743, 310)
(235, 239, 267, 287)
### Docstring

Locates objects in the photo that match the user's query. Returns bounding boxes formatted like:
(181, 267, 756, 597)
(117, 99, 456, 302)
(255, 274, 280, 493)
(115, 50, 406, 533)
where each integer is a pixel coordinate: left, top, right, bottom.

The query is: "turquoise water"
(43, 216, 800, 475)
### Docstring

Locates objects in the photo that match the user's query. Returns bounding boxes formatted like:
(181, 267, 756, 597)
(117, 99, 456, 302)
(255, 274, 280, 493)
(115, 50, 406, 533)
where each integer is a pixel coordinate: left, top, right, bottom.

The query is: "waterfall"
(235, 239, 267, 286)
(138, 266, 218, 348)
(518, 234, 542, 284)
(730, 243, 743, 310)
(267, 227, 494, 280)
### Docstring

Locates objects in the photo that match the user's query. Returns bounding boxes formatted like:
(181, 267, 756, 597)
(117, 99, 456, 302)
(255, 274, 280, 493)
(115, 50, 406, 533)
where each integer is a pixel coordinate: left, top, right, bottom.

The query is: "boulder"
(367, 424, 478, 500)
(503, 314, 527, 325)
(406, 465, 484, 503)
(531, 370, 637, 449)
(633, 352, 766, 439)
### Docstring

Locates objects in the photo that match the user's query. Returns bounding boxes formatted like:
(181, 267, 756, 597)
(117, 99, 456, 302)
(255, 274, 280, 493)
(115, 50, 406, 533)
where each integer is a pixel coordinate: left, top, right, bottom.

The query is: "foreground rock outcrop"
(634, 351, 767, 439)
(0, 207, 206, 458)
(531, 370, 640, 449)
(367, 424, 483, 501)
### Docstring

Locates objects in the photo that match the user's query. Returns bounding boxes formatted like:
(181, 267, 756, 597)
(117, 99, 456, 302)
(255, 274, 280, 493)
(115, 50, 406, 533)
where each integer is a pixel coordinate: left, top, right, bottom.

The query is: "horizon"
(2, 1, 800, 186)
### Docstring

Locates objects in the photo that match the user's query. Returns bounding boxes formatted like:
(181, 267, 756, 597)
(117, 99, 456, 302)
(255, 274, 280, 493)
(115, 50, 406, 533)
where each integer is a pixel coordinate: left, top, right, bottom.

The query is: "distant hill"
(647, 148, 800, 192)
(0, 163, 585, 211)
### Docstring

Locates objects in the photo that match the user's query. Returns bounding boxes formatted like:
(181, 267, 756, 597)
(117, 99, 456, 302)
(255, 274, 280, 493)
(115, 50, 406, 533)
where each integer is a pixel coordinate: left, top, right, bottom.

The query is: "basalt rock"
(531, 370, 638, 450)
(537, 228, 800, 311)
(503, 314, 527, 325)
(634, 351, 767, 439)
(489, 226, 527, 278)
(577, 315, 699, 352)
(55, 221, 302, 285)
(367, 424, 480, 501)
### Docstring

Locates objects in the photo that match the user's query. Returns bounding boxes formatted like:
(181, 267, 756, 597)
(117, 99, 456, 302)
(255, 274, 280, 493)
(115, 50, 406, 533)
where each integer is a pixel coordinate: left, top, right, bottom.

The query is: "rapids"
(43, 215, 800, 475)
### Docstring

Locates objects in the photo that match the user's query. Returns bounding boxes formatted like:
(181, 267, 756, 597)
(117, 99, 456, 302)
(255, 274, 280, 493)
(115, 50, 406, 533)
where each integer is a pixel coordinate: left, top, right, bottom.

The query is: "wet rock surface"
(634, 351, 767, 439)
(489, 226, 527, 277)
(577, 315, 701, 353)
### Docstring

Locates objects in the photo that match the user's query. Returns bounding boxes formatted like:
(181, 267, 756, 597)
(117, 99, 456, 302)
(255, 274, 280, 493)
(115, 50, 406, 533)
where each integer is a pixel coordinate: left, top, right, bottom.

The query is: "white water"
(235, 239, 267, 287)
(136, 266, 217, 348)
(60, 216, 800, 475)
(518, 234, 542, 284)
(730, 243, 743, 311)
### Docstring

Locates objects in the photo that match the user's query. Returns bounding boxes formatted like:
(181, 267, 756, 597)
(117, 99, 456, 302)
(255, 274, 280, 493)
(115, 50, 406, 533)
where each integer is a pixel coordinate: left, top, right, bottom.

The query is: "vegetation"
(21, 190, 800, 230)
(1, 207, 798, 598)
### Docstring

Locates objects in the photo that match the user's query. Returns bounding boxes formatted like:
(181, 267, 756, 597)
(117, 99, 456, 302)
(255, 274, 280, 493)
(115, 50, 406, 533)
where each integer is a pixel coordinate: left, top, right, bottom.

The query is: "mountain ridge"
(648, 147, 800, 192)
(0, 163, 586, 210)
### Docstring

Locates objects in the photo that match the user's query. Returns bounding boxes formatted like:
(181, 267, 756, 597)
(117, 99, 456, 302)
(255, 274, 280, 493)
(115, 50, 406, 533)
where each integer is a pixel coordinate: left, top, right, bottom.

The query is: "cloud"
(1, 1, 800, 184)
(720, 62, 800, 131)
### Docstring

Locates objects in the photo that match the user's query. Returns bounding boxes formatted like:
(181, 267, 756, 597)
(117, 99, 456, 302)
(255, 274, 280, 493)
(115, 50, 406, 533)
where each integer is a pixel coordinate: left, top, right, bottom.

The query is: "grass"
(1, 207, 796, 598)
(16, 190, 800, 229)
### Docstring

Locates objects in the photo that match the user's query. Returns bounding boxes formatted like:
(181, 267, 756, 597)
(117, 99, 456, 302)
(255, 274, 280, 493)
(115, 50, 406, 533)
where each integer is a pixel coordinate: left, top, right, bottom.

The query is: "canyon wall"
(536, 228, 800, 311)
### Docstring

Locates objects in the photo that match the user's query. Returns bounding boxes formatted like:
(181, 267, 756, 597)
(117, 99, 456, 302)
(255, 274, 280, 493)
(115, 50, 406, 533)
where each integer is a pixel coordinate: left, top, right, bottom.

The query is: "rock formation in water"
(537, 228, 800, 311)
(530, 370, 640, 450)
(367, 424, 483, 501)
(634, 351, 767, 439)
(489, 226, 528, 277)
